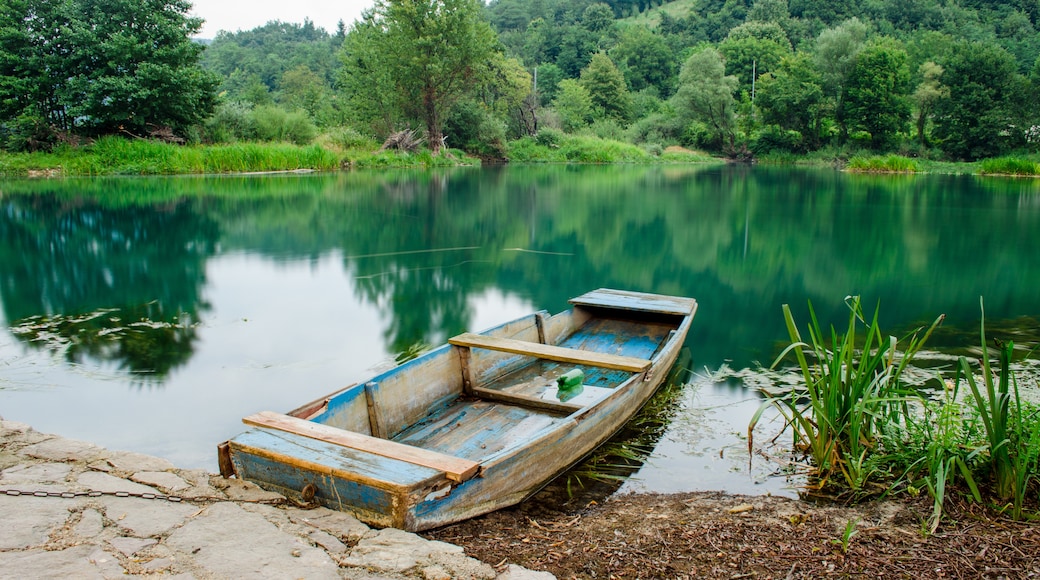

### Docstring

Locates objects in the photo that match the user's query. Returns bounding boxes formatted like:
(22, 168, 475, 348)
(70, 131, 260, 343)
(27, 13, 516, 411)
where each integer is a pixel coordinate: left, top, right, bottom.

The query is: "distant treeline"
(2, 0, 1039, 162)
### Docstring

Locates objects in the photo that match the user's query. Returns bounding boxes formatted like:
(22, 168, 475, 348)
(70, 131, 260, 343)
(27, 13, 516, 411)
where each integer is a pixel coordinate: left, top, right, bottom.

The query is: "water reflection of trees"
(0, 193, 217, 382)
(3, 167, 1039, 379)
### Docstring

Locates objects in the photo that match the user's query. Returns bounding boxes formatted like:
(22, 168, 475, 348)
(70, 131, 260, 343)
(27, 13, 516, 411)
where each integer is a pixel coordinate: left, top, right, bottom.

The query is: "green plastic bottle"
(556, 368, 584, 389)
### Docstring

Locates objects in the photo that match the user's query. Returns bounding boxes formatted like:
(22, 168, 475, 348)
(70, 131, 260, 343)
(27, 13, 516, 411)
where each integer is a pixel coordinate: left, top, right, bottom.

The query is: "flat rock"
(0, 419, 33, 434)
(0, 495, 76, 550)
(344, 527, 493, 578)
(103, 450, 175, 474)
(87, 547, 128, 577)
(0, 462, 72, 484)
(130, 471, 189, 492)
(101, 496, 199, 538)
(0, 545, 112, 580)
(0, 451, 22, 470)
(290, 507, 371, 543)
(309, 529, 348, 553)
(220, 477, 284, 503)
(77, 471, 158, 495)
(72, 508, 105, 539)
(19, 437, 106, 463)
(166, 501, 340, 579)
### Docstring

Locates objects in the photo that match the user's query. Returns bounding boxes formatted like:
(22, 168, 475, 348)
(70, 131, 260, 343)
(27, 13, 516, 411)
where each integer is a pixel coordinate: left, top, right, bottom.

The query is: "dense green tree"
(933, 40, 1025, 160)
(789, 0, 861, 25)
(280, 66, 327, 112)
(533, 63, 565, 103)
(911, 61, 946, 146)
(610, 25, 676, 94)
(0, 0, 216, 144)
(747, 0, 791, 23)
(755, 51, 825, 149)
(201, 20, 346, 126)
(718, 26, 792, 90)
(672, 47, 739, 151)
(556, 25, 599, 76)
(520, 18, 559, 66)
(339, 0, 499, 152)
(339, 18, 404, 135)
(202, 20, 340, 91)
(478, 54, 534, 139)
(842, 39, 911, 148)
(552, 78, 594, 131)
(814, 18, 870, 137)
(579, 52, 631, 121)
(581, 3, 616, 32)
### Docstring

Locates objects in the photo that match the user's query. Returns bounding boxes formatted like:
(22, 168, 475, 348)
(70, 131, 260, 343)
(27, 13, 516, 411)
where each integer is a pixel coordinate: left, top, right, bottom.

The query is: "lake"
(2, 164, 1039, 497)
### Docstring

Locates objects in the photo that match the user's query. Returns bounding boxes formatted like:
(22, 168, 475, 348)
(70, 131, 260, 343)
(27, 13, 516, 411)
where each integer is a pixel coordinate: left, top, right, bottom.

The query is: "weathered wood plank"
(242, 411, 480, 483)
(471, 386, 583, 414)
(448, 333, 651, 372)
(569, 288, 698, 316)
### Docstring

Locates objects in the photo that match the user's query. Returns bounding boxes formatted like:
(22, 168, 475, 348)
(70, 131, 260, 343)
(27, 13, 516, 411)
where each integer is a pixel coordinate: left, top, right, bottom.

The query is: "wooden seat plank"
(569, 288, 698, 316)
(243, 411, 480, 483)
(448, 333, 651, 372)
(471, 386, 584, 415)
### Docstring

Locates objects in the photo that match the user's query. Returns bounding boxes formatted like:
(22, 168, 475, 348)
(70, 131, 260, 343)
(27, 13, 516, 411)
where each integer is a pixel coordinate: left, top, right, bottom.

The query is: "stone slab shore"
(0, 419, 555, 580)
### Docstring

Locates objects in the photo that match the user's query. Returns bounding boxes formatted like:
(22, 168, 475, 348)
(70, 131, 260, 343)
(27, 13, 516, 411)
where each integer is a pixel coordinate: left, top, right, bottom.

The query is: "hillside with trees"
(1, 0, 1039, 165)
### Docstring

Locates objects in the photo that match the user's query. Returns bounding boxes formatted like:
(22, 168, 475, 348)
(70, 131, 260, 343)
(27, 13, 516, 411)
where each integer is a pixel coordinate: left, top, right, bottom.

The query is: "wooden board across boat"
(218, 288, 698, 531)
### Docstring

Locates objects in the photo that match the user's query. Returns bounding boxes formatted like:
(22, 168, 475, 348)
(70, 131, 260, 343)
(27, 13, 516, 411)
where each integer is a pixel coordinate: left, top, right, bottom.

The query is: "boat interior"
(274, 305, 685, 463)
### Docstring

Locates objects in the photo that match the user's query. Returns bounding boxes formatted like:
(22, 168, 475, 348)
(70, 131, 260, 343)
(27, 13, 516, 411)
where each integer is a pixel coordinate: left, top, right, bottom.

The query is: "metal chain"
(0, 487, 296, 506)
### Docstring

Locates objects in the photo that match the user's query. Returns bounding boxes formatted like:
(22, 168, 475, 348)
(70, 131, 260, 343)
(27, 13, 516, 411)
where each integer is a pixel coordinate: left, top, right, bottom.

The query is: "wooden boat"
(217, 288, 697, 531)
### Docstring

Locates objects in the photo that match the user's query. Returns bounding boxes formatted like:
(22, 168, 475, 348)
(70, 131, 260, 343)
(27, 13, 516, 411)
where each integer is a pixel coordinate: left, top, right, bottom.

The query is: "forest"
(2, 0, 1040, 163)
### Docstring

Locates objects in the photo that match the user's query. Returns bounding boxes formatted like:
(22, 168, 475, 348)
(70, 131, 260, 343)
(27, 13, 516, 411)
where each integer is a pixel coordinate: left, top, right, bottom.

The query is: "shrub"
(751, 126, 805, 154)
(318, 127, 378, 151)
(204, 101, 255, 143)
(534, 128, 564, 148)
(681, 121, 723, 151)
(589, 118, 626, 141)
(250, 106, 318, 145)
(557, 135, 649, 163)
(444, 100, 507, 158)
(626, 111, 683, 145)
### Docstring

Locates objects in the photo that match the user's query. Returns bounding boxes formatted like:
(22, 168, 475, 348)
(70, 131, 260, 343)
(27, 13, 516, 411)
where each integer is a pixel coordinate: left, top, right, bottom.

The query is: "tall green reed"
(957, 300, 1040, 519)
(751, 297, 943, 492)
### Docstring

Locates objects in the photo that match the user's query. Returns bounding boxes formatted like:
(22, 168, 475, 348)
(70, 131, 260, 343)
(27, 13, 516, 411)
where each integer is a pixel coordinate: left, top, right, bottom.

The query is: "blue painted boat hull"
(219, 288, 697, 531)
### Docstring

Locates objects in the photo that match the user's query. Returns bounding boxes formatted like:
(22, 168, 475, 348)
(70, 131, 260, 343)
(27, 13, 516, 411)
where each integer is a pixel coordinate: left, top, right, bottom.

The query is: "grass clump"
(751, 297, 1040, 533)
(751, 297, 943, 493)
(847, 155, 920, 173)
(977, 156, 1040, 176)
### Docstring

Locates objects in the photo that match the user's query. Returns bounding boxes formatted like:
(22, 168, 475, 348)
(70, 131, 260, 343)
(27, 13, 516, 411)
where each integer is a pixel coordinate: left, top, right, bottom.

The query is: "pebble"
(0, 419, 556, 579)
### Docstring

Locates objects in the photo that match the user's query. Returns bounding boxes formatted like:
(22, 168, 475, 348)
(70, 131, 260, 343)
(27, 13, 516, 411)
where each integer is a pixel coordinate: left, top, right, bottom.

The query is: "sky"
(189, 0, 375, 38)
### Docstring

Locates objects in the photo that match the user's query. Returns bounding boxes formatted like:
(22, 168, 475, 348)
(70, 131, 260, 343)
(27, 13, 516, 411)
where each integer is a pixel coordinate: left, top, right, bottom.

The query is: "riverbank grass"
(0, 136, 485, 176)
(977, 156, 1040, 176)
(847, 155, 920, 173)
(0, 137, 343, 176)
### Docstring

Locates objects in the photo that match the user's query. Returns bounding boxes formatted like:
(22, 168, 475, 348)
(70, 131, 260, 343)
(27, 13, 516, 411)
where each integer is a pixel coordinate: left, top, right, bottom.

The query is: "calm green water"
(1, 165, 1038, 495)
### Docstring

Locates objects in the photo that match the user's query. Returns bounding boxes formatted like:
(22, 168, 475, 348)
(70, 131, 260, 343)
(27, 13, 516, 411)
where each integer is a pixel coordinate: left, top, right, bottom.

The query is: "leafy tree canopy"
(0, 0, 217, 146)
(842, 38, 912, 149)
(580, 52, 631, 121)
(339, 0, 501, 153)
(933, 40, 1026, 160)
